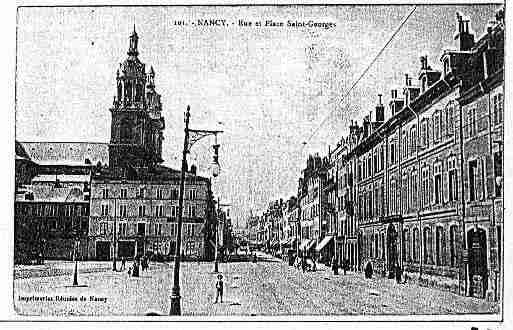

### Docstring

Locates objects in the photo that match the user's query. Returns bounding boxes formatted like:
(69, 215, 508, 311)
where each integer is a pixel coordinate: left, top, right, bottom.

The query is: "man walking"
(214, 274, 224, 303)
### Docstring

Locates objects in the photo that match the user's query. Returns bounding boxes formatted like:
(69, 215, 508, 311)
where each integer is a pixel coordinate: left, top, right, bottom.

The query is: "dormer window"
(421, 76, 428, 93)
(443, 57, 451, 76)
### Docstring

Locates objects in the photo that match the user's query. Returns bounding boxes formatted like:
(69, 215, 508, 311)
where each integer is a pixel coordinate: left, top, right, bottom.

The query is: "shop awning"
(315, 235, 334, 252)
(299, 239, 315, 251)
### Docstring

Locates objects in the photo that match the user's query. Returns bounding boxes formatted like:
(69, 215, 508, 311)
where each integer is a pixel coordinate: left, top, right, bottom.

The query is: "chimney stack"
(420, 56, 428, 70)
(455, 12, 475, 51)
(375, 94, 385, 123)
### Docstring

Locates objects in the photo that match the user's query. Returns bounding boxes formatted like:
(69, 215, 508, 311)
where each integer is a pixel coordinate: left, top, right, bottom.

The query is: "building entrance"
(387, 224, 398, 278)
(96, 241, 111, 261)
(468, 226, 488, 298)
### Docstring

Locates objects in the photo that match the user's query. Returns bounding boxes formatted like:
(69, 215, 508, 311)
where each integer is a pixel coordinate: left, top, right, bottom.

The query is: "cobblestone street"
(14, 252, 499, 317)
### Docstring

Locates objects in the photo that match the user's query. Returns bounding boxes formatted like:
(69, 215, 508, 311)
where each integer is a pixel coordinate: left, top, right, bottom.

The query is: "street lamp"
(169, 105, 223, 316)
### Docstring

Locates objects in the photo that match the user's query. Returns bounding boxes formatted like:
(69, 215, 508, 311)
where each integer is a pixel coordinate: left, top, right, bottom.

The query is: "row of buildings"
(248, 10, 504, 301)
(15, 27, 230, 263)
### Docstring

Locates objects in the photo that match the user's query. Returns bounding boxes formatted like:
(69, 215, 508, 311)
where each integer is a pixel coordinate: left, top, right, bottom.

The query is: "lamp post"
(169, 106, 223, 316)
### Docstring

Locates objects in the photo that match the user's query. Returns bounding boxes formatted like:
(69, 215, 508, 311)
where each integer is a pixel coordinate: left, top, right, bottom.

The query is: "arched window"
(125, 80, 132, 103)
(120, 119, 131, 143)
(117, 82, 122, 101)
(402, 229, 409, 261)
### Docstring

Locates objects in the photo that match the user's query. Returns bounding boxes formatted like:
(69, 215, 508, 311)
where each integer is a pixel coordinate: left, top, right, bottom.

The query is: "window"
(139, 187, 145, 198)
(402, 131, 408, 159)
(445, 102, 455, 136)
(171, 189, 179, 200)
(155, 205, 164, 217)
(467, 107, 476, 137)
(390, 141, 396, 164)
(99, 222, 108, 235)
(101, 204, 109, 216)
(410, 125, 417, 156)
(170, 223, 176, 238)
(449, 225, 457, 267)
(402, 173, 409, 212)
(421, 118, 429, 148)
(373, 151, 378, 174)
(443, 57, 450, 75)
(390, 180, 396, 214)
(433, 111, 441, 143)
(119, 222, 127, 236)
(381, 232, 385, 259)
(137, 223, 146, 236)
(155, 223, 162, 236)
(138, 205, 146, 217)
(423, 227, 432, 264)
(102, 188, 109, 199)
(469, 159, 478, 201)
(119, 204, 127, 217)
(494, 151, 503, 197)
(402, 229, 409, 261)
(379, 146, 384, 171)
(434, 163, 442, 205)
(374, 234, 379, 259)
(448, 158, 458, 201)
(493, 93, 503, 125)
(157, 189, 164, 199)
(188, 189, 197, 200)
(413, 227, 419, 262)
(422, 167, 430, 207)
(435, 226, 444, 266)
(120, 188, 127, 199)
(170, 205, 177, 218)
(410, 170, 418, 209)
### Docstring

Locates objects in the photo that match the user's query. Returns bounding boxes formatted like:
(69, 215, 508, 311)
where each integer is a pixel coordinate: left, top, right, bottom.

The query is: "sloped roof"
(17, 184, 86, 203)
(19, 142, 109, 167)
(32, 174, 91, 183)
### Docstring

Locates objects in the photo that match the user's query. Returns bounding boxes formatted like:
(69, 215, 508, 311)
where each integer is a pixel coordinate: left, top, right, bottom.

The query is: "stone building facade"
(327, 11, 503, 299)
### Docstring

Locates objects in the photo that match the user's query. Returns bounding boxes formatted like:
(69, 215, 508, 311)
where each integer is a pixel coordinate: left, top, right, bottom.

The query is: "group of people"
(293, 255, 317, 273)
(119, 255, 150, 277)
(329, 256, 351, 276)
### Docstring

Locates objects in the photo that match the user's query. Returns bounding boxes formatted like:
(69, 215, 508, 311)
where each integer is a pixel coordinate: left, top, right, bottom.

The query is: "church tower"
(109, 26, 165, 177)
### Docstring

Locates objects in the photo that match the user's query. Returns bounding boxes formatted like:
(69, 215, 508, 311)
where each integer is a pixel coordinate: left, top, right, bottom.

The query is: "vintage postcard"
(13, 3, 504, 321)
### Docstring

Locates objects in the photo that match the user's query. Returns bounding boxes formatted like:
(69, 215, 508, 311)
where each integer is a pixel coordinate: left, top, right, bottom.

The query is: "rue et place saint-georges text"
(172, 18, 336, 30)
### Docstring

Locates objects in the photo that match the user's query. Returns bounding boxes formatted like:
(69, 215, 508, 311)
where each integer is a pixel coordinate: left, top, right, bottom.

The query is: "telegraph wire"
(301, 5, 418, 150)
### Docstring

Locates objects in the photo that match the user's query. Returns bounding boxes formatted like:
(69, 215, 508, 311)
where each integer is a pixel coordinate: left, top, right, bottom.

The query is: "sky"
(16, 4, 502, 227)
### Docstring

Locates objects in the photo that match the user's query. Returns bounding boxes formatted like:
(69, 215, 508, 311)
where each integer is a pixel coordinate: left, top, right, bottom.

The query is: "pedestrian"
(252, 253, 257, 263)
(364, 262, 373, 279)
(395, 263, 403, 284)
(142, 256, 148, 272)
(331, 256, 338, 275)
(301, 256, 307, 273)
(214, 274, 224, 303)
(132, 258, 140, 277)
(121, 257, 126, 271)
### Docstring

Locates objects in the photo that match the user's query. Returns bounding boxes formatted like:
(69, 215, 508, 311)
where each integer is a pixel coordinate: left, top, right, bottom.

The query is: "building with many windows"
(325, 11, 503, 300)
(14, 27, 216, 263)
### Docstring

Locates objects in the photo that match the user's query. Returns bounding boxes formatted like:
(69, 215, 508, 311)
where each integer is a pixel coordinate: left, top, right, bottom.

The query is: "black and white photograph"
(10, 2, 506, 322)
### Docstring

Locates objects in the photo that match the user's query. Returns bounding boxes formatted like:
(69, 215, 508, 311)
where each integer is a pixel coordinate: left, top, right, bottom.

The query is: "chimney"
(375, 94, 385, 123)
(455, 12, 475, 51)
(362, 116, 370, 138)
(389, 89, 404, 116)
(420, 55, 428, 70)
(349, 120, 359, 136)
